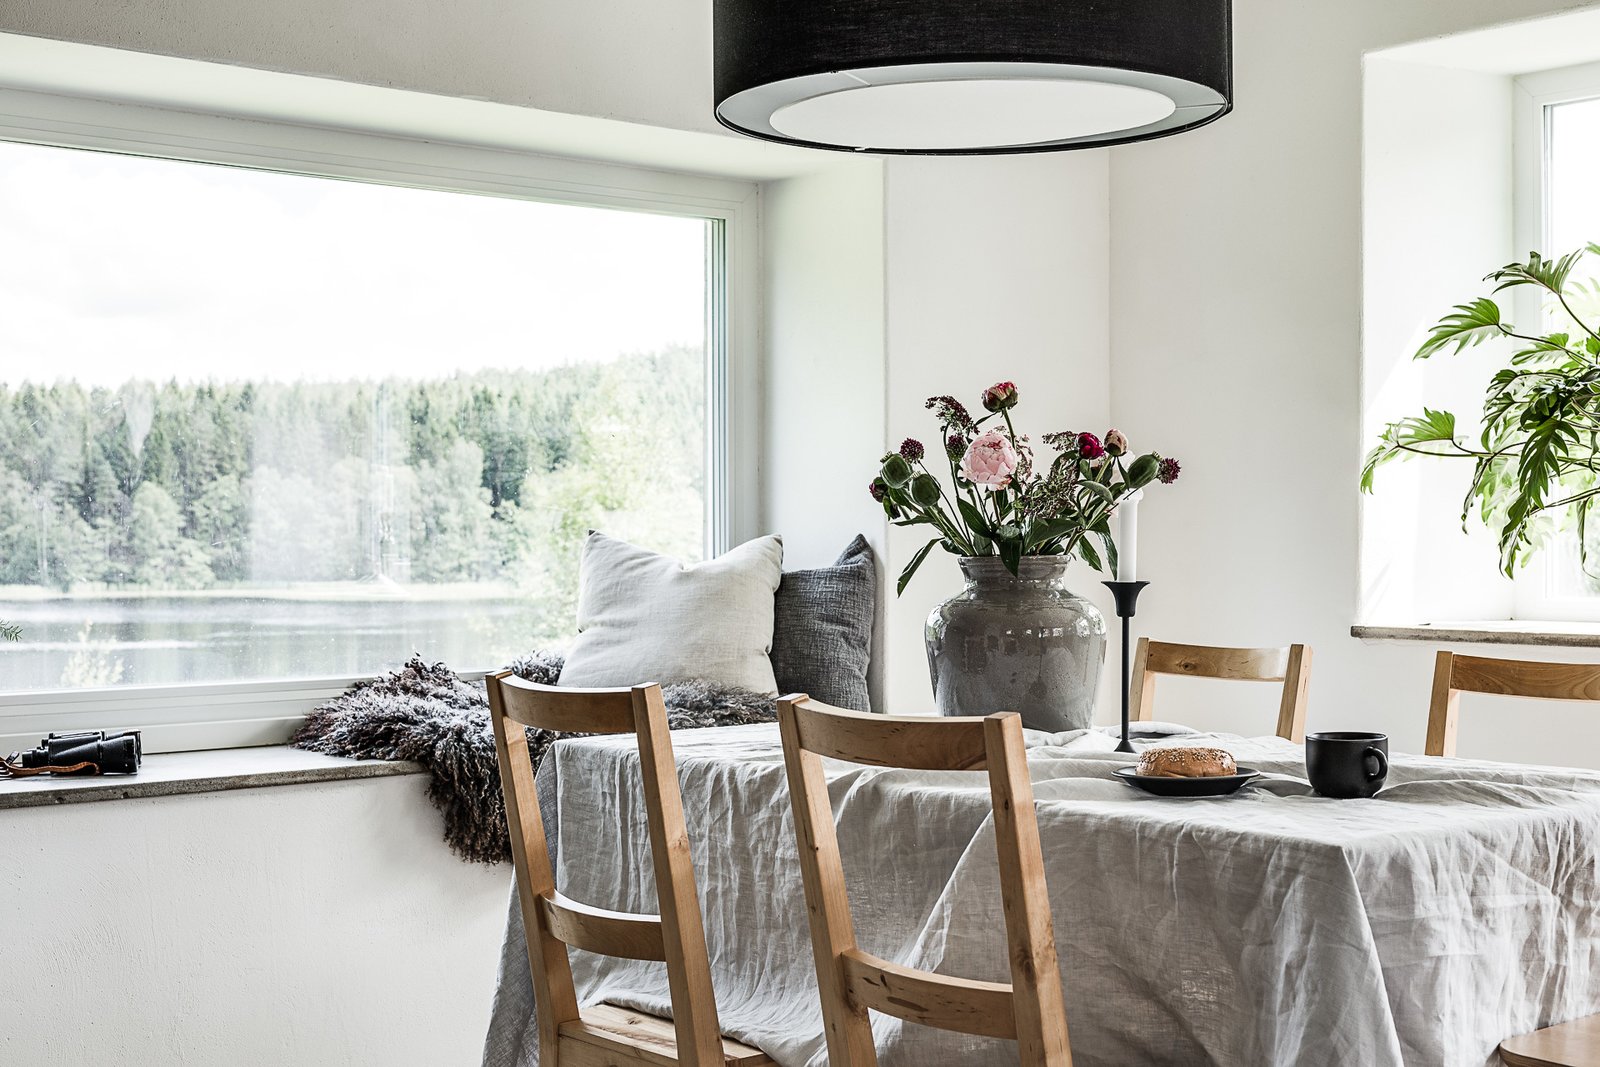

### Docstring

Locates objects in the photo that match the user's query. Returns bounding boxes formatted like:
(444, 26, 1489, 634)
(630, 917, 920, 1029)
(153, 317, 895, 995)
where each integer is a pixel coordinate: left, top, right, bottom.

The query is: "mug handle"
(1364, 747, 1389, 782)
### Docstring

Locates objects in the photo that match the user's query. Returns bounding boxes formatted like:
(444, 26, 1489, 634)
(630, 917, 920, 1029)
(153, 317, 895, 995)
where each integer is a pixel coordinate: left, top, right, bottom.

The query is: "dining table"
(479, 722, 1600, 1067)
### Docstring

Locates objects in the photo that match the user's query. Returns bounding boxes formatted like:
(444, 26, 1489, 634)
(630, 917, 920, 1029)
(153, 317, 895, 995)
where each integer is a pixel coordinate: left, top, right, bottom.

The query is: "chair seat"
(1502, 1014, 1600, 1067)
(558, 1003, 774, 1067)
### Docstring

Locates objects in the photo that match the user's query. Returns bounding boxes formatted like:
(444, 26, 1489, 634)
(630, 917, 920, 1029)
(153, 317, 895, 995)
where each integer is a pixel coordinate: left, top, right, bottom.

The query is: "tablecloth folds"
(481, 725, 1600, 1067)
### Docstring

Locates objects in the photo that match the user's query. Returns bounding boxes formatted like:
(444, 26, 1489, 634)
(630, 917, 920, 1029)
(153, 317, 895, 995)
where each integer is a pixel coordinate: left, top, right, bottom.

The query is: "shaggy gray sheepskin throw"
(290, 652, 777, 865)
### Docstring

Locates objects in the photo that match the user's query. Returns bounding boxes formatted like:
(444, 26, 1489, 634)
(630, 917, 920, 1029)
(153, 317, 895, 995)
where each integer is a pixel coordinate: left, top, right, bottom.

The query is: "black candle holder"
(1102, 580, 1150, 754)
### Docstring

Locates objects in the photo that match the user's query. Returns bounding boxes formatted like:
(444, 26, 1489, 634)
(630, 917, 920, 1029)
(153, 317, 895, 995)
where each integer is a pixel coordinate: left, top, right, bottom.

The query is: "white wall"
(2, 777, 511, 1064)
(761, 160, 890, 708)
(1109, 0, 1600, 765)
(880, 154, 1116, 714)
(761, 152, 1115, 715)
(1360, 58, 1517, 624)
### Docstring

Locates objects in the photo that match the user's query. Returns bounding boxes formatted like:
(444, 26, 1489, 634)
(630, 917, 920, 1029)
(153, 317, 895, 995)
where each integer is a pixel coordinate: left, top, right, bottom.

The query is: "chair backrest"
(1130, 638, 1312, 742)
(776, 695, 1073, 1067)
(1426, 651, 1600, 757)
(485, 671, 726, 1066)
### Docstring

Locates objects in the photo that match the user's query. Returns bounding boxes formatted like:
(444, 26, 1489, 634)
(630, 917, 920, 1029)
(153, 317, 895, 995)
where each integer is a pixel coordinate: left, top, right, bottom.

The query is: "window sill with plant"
(1362, 245, 1600, 646)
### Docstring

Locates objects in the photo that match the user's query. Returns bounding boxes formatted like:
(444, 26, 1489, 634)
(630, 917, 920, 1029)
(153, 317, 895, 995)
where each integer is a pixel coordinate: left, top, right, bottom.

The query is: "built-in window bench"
(0, 745, 420, 811)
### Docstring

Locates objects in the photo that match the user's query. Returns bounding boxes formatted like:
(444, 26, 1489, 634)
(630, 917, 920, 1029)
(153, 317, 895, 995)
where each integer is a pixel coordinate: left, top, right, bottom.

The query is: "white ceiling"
(0, 31, 836, 182)
(1375, 5, 1600, 74)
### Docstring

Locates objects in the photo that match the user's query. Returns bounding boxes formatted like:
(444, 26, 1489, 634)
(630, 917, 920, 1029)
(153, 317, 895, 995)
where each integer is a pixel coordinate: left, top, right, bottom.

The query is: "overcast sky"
(0, 139, 707, 388)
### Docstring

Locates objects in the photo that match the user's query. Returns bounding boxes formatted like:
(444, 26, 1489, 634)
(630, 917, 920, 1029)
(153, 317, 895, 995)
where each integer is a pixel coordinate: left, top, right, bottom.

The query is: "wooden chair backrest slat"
(1140, 641, 1291, 681)
(1130, 638, 1312, 742)
(1427, 651, 1600, 757)
(781, 696, 989, 770)
(540, 892, 667, 962)
(839, 948, 1017, 1040)
(486, 671, 727, 1066)
(778, 694, 1073, 1067)
(490, 672, 639, 734)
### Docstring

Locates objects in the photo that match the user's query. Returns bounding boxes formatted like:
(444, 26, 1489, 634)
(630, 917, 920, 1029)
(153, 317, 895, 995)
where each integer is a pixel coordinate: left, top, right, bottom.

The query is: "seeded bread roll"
(1136, 746, 1237, 778)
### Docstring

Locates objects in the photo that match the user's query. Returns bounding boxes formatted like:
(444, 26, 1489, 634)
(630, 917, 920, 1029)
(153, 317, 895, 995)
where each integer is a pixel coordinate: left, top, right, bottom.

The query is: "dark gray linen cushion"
(771, 535, 876, 712)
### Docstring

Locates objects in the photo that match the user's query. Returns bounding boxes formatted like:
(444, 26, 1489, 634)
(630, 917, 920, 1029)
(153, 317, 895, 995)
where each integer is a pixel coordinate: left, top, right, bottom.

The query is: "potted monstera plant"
(1363, 244, 1600, 576)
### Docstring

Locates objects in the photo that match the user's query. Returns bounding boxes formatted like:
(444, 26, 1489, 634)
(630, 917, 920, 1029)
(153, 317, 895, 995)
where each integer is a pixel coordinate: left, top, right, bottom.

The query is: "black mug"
(1306, 732, 1389, 799)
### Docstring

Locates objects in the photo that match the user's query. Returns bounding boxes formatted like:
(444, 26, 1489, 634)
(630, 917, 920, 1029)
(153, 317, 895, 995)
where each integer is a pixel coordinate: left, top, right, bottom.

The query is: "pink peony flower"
(1078, 432, 1106, 460)
(960, 430, 1020, 489)
(1104, 429, 1129, 456)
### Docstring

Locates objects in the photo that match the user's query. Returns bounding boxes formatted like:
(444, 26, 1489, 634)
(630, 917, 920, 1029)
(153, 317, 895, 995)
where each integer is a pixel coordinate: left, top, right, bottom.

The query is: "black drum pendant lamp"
(713, 1, 1232, 154)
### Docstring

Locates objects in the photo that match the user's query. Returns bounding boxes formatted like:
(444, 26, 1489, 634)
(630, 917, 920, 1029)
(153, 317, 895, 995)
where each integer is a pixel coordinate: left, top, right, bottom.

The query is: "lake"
(0, 595, 562, 691)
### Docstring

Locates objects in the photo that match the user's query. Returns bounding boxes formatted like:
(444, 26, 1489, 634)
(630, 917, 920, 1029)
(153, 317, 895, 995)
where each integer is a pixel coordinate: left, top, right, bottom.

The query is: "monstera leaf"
(1365, 246, 1600, 577)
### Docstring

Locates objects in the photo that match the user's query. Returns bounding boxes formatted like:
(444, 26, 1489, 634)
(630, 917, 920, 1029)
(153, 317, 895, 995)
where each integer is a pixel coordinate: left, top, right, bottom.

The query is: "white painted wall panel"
(2, 778, 510, 1064)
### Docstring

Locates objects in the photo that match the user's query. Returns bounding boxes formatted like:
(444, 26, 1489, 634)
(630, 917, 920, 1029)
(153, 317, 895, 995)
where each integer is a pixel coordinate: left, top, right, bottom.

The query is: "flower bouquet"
(871, 381, 1179, 594)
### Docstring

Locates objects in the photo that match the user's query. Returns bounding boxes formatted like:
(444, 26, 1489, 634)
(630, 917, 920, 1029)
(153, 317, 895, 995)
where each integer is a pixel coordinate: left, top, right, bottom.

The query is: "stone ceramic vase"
(925, 556, 1107, 732)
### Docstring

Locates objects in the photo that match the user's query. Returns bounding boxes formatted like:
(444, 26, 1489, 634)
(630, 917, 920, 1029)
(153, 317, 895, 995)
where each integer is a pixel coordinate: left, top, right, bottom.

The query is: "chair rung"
(561, 1004, 775, 1066)
(540, 892, 666, 961)
(839, 948, 1016, 1039)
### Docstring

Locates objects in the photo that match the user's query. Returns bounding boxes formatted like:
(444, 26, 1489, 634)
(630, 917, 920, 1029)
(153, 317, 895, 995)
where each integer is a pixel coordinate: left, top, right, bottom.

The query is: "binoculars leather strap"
(1, 756, 99, 778)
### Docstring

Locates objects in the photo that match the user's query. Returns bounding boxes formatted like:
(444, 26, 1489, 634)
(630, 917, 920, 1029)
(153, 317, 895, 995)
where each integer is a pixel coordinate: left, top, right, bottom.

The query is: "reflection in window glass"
(0, 141, 710, 689)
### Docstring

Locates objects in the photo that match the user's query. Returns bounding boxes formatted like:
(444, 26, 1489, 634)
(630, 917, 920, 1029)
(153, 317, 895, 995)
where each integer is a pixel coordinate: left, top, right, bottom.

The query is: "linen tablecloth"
(480, 724, 1600, 1067)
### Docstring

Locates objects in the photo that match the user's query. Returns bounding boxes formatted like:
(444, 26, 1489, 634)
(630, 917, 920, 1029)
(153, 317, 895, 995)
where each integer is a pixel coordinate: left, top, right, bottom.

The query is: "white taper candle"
(1116, 490, 1141, 581)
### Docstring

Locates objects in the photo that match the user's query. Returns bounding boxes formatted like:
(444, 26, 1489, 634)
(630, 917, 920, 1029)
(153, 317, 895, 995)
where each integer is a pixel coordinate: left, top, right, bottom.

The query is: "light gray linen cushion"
(556, 532, 784, 694)
(771, 535, 876, 712)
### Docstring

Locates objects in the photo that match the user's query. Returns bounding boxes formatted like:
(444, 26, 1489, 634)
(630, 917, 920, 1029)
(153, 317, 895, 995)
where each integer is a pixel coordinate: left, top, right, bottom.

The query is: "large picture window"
(0, 137, 724, 698)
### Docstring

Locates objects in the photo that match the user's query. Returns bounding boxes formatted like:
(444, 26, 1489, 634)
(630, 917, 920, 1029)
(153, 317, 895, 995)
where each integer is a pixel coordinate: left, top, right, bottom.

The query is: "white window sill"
(1351, 621, 1600, 648)
(0, 746, 421, 811)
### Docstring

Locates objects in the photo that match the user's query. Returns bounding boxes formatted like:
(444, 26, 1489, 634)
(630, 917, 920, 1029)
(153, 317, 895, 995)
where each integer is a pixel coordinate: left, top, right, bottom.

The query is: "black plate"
(1113, 766, 1262, 798)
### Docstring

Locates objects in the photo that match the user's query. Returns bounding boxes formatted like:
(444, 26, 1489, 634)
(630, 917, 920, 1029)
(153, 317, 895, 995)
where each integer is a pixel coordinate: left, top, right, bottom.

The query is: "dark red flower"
(981, 381, 1019, 412)
(899, 437, 926, 462)
(945, 434, 967, 460)
(1158, 457, 1181, 484)
(1078, 432, 1106, 460)
(869, 478, 889, 502)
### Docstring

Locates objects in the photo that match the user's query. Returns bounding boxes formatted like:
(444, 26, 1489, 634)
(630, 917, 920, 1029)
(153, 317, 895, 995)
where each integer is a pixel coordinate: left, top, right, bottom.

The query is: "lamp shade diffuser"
(713, 0, 1232, 154)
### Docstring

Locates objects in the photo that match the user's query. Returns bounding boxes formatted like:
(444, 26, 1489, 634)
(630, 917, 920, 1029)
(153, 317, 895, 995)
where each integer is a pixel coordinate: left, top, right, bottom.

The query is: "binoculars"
(17, 730, 142, 775)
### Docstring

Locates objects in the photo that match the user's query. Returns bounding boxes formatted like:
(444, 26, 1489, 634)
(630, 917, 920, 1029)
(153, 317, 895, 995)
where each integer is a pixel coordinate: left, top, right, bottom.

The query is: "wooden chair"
(1129, 639, 1312, 742)
(777, 694, 1074, 1066)
(1427, 650, 1600, 757)
(1420, 652, 1600, 1065)
(1502, 1017, 1600, 1067)
(486, 671, 772, 1067)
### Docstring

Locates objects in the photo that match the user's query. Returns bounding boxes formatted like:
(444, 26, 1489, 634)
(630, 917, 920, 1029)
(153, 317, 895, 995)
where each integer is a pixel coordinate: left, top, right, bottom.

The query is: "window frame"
(1510, 61, 1600, 622)
(0, 86, 760, 754)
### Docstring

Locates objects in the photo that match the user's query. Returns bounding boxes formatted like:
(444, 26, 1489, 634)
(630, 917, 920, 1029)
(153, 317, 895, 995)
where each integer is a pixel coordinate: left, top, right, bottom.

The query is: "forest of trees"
(0, 347, 705, 625)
